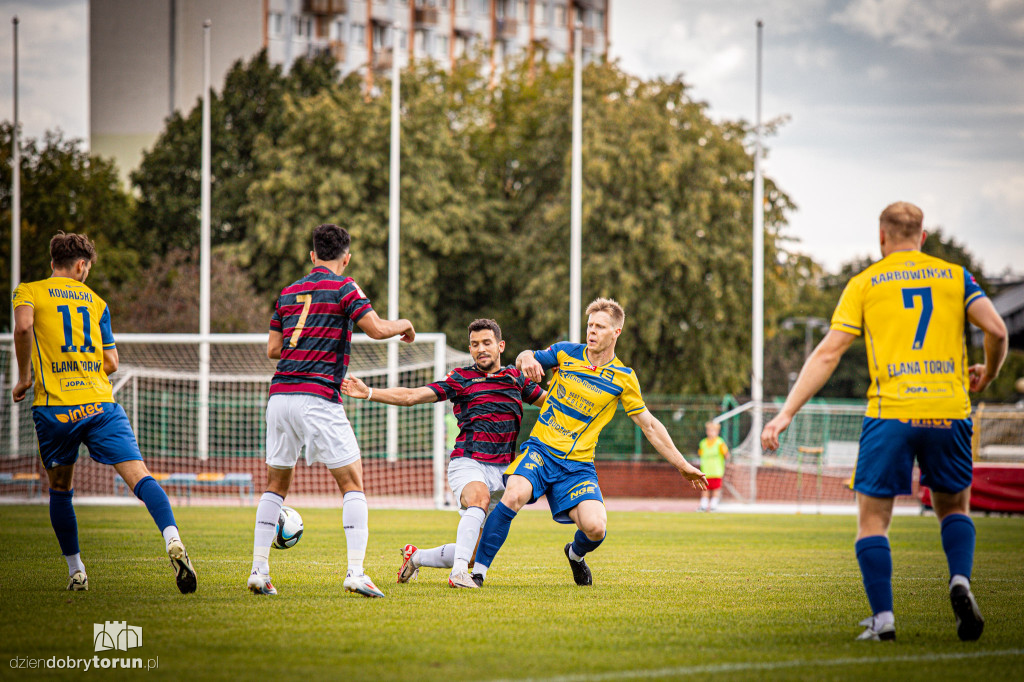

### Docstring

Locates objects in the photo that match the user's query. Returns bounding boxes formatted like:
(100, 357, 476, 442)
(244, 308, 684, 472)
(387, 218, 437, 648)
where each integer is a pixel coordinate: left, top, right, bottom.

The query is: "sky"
(0, 0, 1022, 276)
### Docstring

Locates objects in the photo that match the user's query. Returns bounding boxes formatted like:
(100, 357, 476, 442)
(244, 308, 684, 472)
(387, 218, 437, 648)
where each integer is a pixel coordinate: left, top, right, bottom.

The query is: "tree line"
(2, 51, 1019, 399)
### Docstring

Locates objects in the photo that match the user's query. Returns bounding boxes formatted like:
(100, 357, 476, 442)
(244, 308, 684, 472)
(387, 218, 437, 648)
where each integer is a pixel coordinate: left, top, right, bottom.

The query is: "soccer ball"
(272, 506, 303, 549)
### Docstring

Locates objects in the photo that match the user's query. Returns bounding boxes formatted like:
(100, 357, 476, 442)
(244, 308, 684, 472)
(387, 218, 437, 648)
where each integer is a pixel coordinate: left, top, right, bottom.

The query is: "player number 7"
(289, 294, 313, 347)
(901, 287, 933, 350)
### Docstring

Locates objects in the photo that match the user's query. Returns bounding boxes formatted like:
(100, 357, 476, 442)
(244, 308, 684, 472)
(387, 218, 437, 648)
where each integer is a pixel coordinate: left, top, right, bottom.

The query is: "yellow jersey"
(12, 277, 116, 407)
(523, 342, 646, 462)
(830, 250, 986, 420)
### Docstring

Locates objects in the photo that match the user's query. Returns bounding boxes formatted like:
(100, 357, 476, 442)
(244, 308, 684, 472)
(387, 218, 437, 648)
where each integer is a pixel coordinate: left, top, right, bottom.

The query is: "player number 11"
(56, 304, 96, 354)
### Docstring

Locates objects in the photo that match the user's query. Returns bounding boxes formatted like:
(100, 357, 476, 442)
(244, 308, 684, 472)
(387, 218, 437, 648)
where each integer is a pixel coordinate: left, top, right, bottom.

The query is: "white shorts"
(265, 393, 360, 469)
(447, 456, 506, 513)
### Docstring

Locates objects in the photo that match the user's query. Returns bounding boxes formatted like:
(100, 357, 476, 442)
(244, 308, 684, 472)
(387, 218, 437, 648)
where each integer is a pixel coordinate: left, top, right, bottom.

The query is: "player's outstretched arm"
(340, 375, 437, 407)
(630, 409, 708, 490)
(11, 305, 34, 403)
(357, 311, 415, 343)
(516, 350, 544, 383)
(966, 297, 1008, 393)
(761, 330, 856, 451)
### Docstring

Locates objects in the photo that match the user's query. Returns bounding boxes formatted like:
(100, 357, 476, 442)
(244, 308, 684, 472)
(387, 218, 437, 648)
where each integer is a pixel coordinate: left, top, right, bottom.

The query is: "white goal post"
(1, 333, 470, 508)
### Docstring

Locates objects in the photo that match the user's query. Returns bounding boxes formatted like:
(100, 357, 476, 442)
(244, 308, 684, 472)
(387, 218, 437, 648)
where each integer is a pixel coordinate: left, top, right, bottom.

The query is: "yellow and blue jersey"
(830, 250, 985, 420)
(523, 342, 646, 462)
(12, 277, 116, 407)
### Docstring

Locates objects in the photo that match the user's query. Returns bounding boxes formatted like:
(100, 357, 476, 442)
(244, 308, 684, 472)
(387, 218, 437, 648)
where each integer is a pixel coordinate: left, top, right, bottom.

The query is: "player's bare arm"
(11, 305, 34, 403)
(267, 330, 284, 359)
(532, 391, 548, 406)
(630, 408, 708, 490)
(516, 350, 544, 383)
(103, 348, 119, 375)
(761, 329, 857, 452)
(340, 375, 437, 406)
(357, 311, 416, 343)
(966, 297, 1008, 393)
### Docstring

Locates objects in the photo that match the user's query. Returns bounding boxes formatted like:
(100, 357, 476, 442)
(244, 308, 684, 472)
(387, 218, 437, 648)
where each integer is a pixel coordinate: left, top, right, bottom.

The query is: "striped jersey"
(830, 250, 986, 419)
(523, 342, 646, 463)
(269, 266, 373, 403)
(427, 364, 544, 464)
(12, 277, 117, 407)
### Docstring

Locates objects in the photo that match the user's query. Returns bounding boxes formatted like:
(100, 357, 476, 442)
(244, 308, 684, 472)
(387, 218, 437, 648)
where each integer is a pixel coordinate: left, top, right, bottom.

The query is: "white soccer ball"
(273, 506, 303, 549)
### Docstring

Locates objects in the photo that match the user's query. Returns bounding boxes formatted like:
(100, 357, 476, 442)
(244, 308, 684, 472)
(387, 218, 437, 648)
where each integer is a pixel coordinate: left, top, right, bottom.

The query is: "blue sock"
(133, 476, 177, 532)
(940, 514, 975, 581)
(570, 529, 604, 558)
(49, 489, 80, 556)
(473, 501, 517, 569)
(855, 535, 893, 615)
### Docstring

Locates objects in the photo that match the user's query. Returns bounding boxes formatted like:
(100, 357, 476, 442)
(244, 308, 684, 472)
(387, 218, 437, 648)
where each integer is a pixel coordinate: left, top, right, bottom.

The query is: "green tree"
(0, 125, 136, 327)
(130, 50, 338, 260)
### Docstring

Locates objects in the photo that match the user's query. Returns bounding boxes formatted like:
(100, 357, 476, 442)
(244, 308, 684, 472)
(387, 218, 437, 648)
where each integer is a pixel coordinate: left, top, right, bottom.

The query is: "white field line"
(489, 649, 1024, 682)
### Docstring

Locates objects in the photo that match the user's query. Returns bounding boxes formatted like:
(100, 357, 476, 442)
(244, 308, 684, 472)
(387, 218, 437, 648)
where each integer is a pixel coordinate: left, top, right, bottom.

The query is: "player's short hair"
(468, 318, 502, 342)
(585, 297, 625, 328)
(312, 224, 351, 261)
(50, 231, 97, 269)
(879, 201, 924, 242)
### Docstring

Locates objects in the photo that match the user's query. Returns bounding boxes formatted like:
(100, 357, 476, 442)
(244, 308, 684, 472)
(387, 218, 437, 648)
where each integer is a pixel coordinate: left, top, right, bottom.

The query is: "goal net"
(1, 333, 470, 507)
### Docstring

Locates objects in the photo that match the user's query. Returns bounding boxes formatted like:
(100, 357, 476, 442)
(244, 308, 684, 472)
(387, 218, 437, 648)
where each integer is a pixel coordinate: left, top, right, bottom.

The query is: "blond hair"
(586, 297, 625, 328)
(879, 201, 924, 242)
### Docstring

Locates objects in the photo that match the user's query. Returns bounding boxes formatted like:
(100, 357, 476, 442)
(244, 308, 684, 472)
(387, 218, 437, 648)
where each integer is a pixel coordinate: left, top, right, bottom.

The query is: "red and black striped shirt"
(269, 266, 372, 403)
(427, 364, 544, 465)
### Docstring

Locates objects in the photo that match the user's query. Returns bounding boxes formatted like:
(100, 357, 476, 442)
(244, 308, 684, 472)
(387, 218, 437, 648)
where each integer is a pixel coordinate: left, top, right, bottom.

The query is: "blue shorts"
(32, 403, 144, 470)
(505, 440, 604, 524)
(854, 417, 973, 497)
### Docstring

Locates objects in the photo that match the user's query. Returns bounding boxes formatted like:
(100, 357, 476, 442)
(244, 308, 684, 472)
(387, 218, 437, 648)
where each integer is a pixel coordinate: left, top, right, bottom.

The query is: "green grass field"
(1, 505, 1022, 681)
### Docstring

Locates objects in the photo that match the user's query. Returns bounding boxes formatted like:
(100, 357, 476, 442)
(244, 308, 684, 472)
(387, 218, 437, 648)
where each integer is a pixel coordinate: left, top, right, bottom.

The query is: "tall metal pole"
(9, 16, 21, 457)
(198, 19, 212, 460)
(569, 20, 583, 344)
(386, 22, 402, 463)
(751, 20, 765, 482)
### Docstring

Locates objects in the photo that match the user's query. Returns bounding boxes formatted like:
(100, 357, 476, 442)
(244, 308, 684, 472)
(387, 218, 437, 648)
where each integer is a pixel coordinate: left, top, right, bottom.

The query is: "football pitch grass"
(1, 505, 1022, 681)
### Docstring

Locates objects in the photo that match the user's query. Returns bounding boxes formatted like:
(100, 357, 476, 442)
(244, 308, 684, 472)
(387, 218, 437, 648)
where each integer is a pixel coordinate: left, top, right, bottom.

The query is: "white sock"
(452, 506, 486, 573)
(252, 492, 283, 574)
(698, 499, 708, 510)
(950, 574, 970, 591)
(474, 563, 488, 579)
(162, 525, 180, 548)
(710, 497, 720, 510)
(874, 611, 895, 628)
(568, 546, 584, 562)
(65, 553, 85, 576)
(343, 491, 369, 575)
(416, 544, 456, 568)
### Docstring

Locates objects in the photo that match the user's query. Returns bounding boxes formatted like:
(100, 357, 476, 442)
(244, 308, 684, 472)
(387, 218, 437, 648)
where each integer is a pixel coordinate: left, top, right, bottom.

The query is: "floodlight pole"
(751, 20, 765, 482)
(386, 22, 402, 463)
(569, 20, 583, 343)
(9, 16, 20, 457)
(198, 19, 211, 460)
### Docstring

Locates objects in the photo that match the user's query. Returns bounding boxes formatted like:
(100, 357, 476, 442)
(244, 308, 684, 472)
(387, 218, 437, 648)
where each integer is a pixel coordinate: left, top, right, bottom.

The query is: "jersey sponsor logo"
(901, 418, 954, 429)
(561, 371, 605, 395)
(54, 402, 105, 424)
(529, 452, 543, 465)
(869, 267, 954, 287)
(59, 377, 101, 393)
(887, 359, 956, 379)
(568, 480, 597, 500)
(896, 382, 954, 398)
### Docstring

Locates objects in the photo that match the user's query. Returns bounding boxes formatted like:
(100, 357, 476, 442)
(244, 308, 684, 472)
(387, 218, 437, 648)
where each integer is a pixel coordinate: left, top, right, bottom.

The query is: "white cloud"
(830, 0, 962, 48)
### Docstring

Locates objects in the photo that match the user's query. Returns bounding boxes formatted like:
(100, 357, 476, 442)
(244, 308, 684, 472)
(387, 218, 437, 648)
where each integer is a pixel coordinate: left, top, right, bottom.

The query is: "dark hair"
(50, 231, 97, 269)
(312, 224, 351, 261)
(468, 318, 502, 342)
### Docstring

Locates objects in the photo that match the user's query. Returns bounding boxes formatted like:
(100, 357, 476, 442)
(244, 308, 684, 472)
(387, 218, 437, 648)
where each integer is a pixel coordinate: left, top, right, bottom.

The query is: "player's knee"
(582, 518, 606, 541)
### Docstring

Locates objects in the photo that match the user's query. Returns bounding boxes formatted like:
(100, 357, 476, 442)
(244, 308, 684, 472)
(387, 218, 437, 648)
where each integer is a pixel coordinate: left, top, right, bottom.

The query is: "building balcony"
(414, 7, 440, 25)
(581, 26, 600, 48)
(328, 40, 347, 61)
(372, 46, 394, 70)
(496, 18, 518, 40)
(303, 0, 348, 15)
